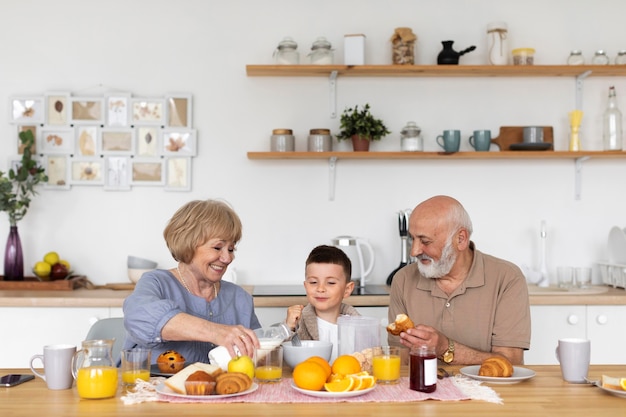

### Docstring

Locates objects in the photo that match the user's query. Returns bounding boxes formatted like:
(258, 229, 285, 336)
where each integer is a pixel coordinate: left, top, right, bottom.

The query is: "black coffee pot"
(437, 40, 476, 65)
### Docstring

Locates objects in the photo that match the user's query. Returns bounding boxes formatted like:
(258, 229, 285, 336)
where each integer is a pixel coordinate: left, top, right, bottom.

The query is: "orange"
(331, 355, 361, 376)
(354, 375, 376, 390)
(305, 356, 332, 380)
(293, 361, 328, 391)
(324, 376, 355, 392)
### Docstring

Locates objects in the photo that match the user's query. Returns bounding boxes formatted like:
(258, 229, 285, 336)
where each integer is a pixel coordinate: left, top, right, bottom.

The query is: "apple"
(227, 355, 254, 379)
(50, 263, 69, 280)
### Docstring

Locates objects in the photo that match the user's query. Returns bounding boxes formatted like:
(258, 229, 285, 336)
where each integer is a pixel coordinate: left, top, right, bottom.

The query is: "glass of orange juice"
(254, 345, 282, 383)
(372, 346, 402, 384)
(121, 348, 151, 389)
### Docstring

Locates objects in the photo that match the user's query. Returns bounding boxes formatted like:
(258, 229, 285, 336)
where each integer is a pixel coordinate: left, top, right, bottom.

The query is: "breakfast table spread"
(2, 365, 625, 416)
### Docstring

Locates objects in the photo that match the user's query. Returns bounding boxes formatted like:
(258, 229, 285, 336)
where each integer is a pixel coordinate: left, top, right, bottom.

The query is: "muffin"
(156, 350, 186, 373)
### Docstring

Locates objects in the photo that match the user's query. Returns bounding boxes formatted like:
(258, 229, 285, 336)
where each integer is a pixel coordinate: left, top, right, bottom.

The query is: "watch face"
(443, 351, 454, 363)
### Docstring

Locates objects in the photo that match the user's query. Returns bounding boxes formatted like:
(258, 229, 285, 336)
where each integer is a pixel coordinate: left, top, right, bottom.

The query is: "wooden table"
(2, 365, 625, 416)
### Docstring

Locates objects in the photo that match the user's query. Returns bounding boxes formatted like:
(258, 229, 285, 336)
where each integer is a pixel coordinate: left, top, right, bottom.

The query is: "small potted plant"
(336, 104, 391, 151)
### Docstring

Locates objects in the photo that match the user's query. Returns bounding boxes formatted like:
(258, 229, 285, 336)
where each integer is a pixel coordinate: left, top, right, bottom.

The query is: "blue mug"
(469, 130, 492, 152)
(436, 130, 461, 152)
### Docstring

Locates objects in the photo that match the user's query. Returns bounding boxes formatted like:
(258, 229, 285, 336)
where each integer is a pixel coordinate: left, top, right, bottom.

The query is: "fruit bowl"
(32, 269, 74, 281)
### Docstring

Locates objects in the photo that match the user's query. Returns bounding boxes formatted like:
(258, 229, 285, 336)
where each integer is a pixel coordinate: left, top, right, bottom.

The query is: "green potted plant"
(0, 130, 47, 281)
(336, 104, 391, 151)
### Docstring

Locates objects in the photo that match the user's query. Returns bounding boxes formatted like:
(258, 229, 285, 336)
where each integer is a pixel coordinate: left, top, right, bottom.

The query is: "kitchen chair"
(85, 317, 126, 365)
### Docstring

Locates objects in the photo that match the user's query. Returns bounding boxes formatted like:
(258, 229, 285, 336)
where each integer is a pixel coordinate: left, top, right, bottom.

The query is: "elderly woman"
(123, 199, 261, 364)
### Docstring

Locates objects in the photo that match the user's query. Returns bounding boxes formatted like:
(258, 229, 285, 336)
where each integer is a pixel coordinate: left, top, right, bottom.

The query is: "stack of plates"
(608, 226, 626, 264)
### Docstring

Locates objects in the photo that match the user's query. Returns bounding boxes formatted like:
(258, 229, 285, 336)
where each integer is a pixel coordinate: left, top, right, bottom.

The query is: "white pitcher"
(331, 236, 375, 287)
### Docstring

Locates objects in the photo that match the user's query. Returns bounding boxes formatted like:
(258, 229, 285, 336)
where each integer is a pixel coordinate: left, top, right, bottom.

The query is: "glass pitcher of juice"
(71, 339, 118, 399)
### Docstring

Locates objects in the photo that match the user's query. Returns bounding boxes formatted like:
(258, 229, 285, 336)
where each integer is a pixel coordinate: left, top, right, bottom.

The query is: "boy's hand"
(286, 304, 304, 330)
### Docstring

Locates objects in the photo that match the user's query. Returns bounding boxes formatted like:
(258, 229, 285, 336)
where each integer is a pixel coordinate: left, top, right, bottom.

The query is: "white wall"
(1, 0, 625, 287)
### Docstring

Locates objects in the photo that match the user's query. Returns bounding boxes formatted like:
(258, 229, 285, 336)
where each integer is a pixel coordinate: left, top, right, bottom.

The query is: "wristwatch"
(442, 339, 455, 364)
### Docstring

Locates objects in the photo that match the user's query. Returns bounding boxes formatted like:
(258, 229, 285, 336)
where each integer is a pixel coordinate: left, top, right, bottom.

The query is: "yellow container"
(512, 48, 535, 65)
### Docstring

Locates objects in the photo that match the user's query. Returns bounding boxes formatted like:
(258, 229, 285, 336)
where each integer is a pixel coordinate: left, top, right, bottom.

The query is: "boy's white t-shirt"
(316, 317, 339, 362)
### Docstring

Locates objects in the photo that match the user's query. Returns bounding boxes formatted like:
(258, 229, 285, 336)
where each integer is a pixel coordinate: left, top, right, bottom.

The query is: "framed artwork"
(17, 125, 37, 154)
(105, 93, 131, 127)
(100, 128, 134, 155)
(166, 94, 192, 128)
(70, 158, 105, 185)
(131, 98, 165, 125)
(75, 126, 99, 156)
(165, 157, 192, 191)
(104, 156, 131, 190)
(162, 129, 197, 156)
(130, 159, 164, 185)
(43, 155, 70, 190)
(70, 97, 104, 125)
(10, 96, 44, 124)
(39, 127, 74, 154)
(136, 126, 158, 156)
(44, 92, 70, 126)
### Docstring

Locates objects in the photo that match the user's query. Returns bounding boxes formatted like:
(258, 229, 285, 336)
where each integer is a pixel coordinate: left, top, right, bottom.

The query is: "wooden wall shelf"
(247, 151, 626, 160)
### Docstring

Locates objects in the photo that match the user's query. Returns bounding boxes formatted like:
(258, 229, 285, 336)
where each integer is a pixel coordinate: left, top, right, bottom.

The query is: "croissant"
(478, 356, 514, 377)
(386, 314, 415, 336)
(215, 372, 252, 395)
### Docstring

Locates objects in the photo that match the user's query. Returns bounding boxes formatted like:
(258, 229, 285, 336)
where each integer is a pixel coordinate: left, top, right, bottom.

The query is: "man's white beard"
(416, 237, 457, 279)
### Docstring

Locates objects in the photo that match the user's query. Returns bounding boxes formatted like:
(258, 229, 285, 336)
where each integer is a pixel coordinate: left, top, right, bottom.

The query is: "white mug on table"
(30, 344, 76, 390)
(555, 338, 590, 383)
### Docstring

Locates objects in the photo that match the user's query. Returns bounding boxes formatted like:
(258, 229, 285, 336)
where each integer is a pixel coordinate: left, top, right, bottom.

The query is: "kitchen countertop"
(0, 285, 625, 308)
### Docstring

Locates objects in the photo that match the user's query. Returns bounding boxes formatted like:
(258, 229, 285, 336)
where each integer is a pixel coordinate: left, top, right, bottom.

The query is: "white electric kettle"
(331, 236, 375, 287)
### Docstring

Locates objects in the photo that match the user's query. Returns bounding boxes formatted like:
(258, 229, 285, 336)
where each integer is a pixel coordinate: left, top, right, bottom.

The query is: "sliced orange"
(620, 378, 626, 391)
(324, 376, 355, 392)
(355, 375, 376, 390)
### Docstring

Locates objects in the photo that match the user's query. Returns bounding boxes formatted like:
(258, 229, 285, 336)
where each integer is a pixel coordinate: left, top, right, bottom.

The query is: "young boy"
(285, 245, 360, 361)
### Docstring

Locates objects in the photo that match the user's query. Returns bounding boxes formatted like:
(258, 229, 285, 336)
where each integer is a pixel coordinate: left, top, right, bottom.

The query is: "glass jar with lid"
(592, 50, 610, 65)
(400, 121, 423, 152)
(567, 50, 585, 65)
(616, 50, 626, 65)
(308, 37, 333, 65)
(273, 37, 299, 65)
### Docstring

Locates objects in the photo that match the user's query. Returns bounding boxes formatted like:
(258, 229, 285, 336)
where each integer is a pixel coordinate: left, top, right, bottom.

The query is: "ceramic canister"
(307, 129, 332, 152)
(271, 129, 295, 152)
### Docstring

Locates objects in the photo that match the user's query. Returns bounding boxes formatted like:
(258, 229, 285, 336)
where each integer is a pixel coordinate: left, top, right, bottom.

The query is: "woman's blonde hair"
(163, 199, 242, 263)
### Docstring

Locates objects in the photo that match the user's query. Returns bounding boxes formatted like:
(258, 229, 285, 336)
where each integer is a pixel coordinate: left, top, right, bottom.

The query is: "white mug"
(30, 344, 76, 390)
(555, 338, 590, 383)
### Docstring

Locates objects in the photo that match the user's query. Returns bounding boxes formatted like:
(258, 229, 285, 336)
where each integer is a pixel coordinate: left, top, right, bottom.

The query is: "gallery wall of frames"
(8, 92, 195, 191)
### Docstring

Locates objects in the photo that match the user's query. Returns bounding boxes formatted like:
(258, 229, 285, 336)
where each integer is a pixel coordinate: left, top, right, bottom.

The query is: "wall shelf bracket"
(575, 70, 592, 110)
(329, 71, 338, 118)
(328, 156, 337, 201)
(574, 156, 590, 200)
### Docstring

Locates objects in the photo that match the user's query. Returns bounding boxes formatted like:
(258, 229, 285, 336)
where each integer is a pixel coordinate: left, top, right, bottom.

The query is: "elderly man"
(388, 195, 530, 365)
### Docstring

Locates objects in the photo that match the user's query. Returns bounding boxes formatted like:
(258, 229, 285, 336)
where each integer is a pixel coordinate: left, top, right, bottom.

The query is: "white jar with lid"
(400, 122, 423, 152)
(616, 50, 626, 65)
(273, 37, 299, 65)
(592, 50, 610, 65)
(308, 37, 333, 65)
(567, 50, 585, 65)
(271, 129, 295, 152)
(486, 22, 509, 65)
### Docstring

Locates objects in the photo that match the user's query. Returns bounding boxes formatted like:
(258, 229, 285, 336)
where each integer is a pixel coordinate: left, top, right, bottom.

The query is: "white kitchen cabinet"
(0, 307, 121, 368)
(525, 305, 626, 365)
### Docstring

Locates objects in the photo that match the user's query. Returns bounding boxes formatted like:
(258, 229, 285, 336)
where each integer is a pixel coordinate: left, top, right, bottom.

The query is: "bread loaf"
(386, 314, 415, 336)
(478, 356, 514, 377)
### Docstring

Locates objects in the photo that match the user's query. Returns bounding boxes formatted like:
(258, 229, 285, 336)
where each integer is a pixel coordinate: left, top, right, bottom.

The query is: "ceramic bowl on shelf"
(128, 268, 154, 284)
(127, 255, 158, 269)
(282, 340, 333, 368)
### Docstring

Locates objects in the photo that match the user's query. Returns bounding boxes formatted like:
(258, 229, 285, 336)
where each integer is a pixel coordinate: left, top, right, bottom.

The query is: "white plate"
(590, 382, 626, 398)
(155, 382, 258, 400)
(291, 383, 376, 398)
(460, 365, 536, 384)
(150, 364, 187, 377)
(608, 226, 626, 264)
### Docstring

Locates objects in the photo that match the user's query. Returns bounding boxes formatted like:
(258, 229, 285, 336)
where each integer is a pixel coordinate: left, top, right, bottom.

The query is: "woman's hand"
(286, 304, 304, 330)
(213, 324, 260, 358)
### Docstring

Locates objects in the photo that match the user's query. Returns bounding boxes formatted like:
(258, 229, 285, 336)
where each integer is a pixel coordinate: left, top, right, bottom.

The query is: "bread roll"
(478, 356, 514, 377)
(386, 314, 415, 336)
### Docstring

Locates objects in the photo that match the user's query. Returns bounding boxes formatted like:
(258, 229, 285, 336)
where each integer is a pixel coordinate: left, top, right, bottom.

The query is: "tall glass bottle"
(603, 86, 623, 150)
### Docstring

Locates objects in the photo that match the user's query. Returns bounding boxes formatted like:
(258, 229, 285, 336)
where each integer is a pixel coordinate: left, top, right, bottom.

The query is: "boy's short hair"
(305, 245, 352, 282)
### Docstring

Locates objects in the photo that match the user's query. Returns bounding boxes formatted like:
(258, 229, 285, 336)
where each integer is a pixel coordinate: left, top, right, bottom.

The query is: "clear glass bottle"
(567, 50, 585, 65)
(615, 50, 626, 65)
(592, 50, 610, 65)
(308, 37, 333, 65)
(273, 37, 299, 65)
(603, 86, 623, 151)
(400, 121, 423, 151)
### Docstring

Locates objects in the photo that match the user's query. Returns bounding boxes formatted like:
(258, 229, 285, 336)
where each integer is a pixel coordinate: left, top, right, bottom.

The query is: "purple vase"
(3, 225, 24, 281)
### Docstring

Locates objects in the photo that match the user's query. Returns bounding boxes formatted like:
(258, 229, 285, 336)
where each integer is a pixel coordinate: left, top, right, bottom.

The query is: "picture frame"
(39, 127, 74, 155)
(130, 158, 165, 186)
(162, 129, 197, 156)
(104, 156, 131, 191)
(165, 93, 192, 128)
(136, 126, 159, 157)
(17, 125, 38, 154)
(131, 98, 165, 125)
(75, 125, 99, 156)
(70, 97, 104, 125)
(105, 93, 131, 127)
(165, 157, 192, 191)
(44, 92, 71, 126)
(70, 158, 105, 185)
(100, 128, 134, 155)
(43, 155, 71, 190)
(10, 96, 44, 124)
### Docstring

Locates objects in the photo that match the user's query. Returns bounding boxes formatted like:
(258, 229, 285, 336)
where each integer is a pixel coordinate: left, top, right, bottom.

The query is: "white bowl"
(128, 268, 153, 284)
(282, 340, 333, 368)
(127, 255, 158, 269)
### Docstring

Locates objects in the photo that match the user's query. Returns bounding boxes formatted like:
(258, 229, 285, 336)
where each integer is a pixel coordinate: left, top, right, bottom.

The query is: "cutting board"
(0, 275, 87, 290)
(491, 126, 554, 150)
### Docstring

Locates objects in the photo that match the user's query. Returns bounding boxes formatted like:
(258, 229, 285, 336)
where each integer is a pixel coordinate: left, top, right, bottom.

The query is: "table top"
(2, 365, 625, 416)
